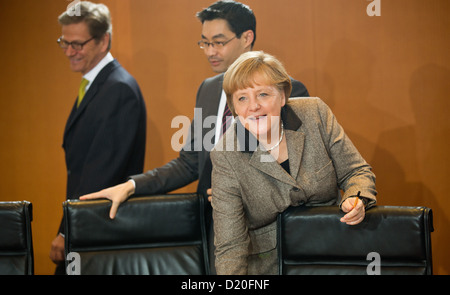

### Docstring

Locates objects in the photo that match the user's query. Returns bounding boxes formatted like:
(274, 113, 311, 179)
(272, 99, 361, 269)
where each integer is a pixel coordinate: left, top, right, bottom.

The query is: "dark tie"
(220, 103, 232, 137)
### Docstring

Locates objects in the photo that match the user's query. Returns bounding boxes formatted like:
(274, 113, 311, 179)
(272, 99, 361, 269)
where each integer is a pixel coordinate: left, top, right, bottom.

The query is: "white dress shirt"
(82, 52, 114, 91)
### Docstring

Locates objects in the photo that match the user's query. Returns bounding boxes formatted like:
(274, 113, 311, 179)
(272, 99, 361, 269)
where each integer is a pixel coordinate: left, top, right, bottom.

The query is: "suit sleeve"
(316, 99, 377, 207)
(130, 148, 199, 195)
(210, 149, 250, 275)
(130, 80, 209, 195)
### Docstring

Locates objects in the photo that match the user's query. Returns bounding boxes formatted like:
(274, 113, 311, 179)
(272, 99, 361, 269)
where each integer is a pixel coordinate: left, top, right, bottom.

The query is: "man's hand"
(80, 180, 135, 219)
(49, 234, 65, 264)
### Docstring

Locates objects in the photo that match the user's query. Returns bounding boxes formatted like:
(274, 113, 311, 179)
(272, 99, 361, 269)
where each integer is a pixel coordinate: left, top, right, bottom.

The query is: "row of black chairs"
(0, 195, 434, 275)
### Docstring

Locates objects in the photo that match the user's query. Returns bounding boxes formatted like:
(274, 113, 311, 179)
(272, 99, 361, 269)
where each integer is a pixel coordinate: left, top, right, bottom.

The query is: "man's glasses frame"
(197, 36, 237, 50)
(57, 37, 95, 51)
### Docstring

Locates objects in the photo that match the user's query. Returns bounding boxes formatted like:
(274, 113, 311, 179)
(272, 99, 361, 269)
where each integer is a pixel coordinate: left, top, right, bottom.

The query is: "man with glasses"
(50, 1, 147, 274)
(80, 0, 308, 273)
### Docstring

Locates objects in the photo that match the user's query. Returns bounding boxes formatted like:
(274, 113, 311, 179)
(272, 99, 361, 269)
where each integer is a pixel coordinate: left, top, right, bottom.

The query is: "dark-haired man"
(80, 0, 309, 273)
(198, 0, 257, 73)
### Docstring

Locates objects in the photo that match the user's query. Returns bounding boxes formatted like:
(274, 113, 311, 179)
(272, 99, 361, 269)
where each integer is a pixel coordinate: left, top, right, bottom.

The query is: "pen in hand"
(352, 191, 361, 210)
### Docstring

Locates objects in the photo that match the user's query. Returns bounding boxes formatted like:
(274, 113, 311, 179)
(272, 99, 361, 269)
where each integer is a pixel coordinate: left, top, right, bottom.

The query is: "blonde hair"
(58, 1, 112, 50)
(223, 51, 292, 116)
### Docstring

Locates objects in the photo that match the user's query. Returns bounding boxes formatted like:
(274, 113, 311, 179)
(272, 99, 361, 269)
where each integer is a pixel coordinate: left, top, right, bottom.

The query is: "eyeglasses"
(197, 36, 237, 50)
(57, 37, 95, 51)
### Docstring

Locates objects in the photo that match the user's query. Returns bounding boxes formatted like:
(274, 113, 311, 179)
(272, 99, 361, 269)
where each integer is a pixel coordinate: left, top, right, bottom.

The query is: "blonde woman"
(210, 51, 377, 275)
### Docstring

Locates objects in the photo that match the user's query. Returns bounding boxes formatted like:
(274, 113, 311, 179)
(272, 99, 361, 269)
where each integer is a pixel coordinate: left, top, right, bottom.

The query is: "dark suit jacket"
(60, 59, 146, 232)
(210, 98, 377, 275)
(131, 73, 308, 198)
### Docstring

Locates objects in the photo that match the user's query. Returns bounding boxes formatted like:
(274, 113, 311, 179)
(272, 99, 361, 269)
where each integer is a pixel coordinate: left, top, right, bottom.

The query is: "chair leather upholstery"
(277, 205, 433, 275)
(0, 201, 34, 275)
(63, 195, 434, 275)
(63, 194, 209, 275)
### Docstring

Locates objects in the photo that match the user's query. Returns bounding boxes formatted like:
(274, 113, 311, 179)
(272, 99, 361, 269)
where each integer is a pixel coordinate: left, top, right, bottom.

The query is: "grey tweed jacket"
(210, 97, 377, 275)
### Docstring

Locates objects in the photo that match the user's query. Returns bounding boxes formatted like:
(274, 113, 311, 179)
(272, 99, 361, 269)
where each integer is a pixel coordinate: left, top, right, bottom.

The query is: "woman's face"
(232, 73, 286, 142)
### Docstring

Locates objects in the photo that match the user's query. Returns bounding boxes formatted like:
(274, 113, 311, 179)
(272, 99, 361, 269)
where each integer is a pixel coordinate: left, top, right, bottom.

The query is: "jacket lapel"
(198, 74, 225, 195)
(205, 74, 224, 119)
(285, 129, 305, 181)
(238, 102, 305, 186)
(208, 74, 224, 145)
(248, 147, 298, 187)
(63, 60, 119, 141)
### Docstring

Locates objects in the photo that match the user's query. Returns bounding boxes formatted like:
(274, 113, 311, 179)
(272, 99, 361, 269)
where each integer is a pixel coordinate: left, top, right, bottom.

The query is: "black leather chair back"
(0, 201, 34, 275)
(64, 194, 209, 275)
(278, 206, 433, 275)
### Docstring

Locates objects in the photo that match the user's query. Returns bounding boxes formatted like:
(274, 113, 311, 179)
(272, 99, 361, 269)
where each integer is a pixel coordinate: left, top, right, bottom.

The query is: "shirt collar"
(82, 52, 114, 90)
